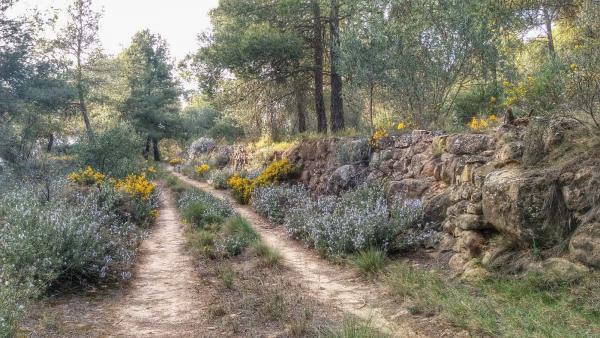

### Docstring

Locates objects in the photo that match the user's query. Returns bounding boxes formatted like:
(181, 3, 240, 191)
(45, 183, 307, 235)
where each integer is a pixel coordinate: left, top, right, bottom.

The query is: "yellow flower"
(114, 174, 156, 200)
(488, 114, 498, 123)
(470, 117, 480, 130)
(67, 166, 105, 186)
(169, 158, 183, 166)
(570, 63, 578, 71)
(195, 164, 210, 175)
(397, 122, 406, 130)
(502, 80, 511, 88)
(480, 118, 489, 128)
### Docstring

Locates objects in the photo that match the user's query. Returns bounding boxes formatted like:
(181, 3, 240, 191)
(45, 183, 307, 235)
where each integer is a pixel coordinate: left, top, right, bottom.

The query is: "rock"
(530, 258, 589, 282)
(454, 230, 485, 257)
(386, 179, 430, 199)
(446, 134, 494, 155)
(327, 164, 365, 194)
(455, 214, 485, 230)
(496, 142, 524, 161)
(449, 252, 470, 271)
(561, 167, 600, 212)
(465, 202, 482, 215)
(335, 138, 370, 165)
(569, 222, 600, 267)
(482, 168, 570, 247)
(188, 137, 216, 160)
(462, 261, 492, 281)
(423, 192, 451, 225)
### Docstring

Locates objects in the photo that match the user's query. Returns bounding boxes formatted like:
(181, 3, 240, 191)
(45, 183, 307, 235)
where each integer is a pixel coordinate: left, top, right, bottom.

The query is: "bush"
(209, 168, 232, 189)
(251, 184, 311, 224)
(284, 184, 423, 257)
(228, 159, 298, 204)
(208, 117, 245, 142)
(187, 137, 216, 160)
(218, 216, 258, 257)
(72, 123, 144, 178)
(351, 248, 387, 277)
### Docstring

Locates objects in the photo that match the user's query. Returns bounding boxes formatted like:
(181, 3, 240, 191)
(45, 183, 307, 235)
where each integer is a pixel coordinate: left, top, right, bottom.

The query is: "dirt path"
(171, 171, 426, 337)
(111, 188, 205, 337)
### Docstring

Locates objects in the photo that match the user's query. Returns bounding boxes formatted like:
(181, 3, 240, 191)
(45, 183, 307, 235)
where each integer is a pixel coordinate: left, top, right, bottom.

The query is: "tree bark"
(152, 137, 161, 161)
(143, 136, 151, 160)
(295, 83, 307, 133)
(47, 133, 54, 152)
(76, 37, 94, 140)
(369, 82, 374, 132)
(329, 0, 344, 132)
(312, 0, 327, 133)
(543, 7, 556, 57)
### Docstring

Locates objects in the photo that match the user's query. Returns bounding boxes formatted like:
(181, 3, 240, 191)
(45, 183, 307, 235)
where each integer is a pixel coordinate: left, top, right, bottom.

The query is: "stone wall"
(285, 120, 600, 273)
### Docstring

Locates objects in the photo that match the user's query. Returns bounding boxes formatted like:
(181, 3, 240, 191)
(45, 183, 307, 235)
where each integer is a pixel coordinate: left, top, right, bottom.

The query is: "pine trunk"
(312, 0, 327, 133)
(329, 0, 344, 132)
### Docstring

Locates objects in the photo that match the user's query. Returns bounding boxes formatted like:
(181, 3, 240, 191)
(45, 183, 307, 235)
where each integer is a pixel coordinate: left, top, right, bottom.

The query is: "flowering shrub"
(469, 115, 498, 131)
(114, 174, 156, 201)
(195, 164, 210, 176)
(187, 137, 216, 160)
(67, 166, 105, 186)
(177, 189, 234, 228)
(281, 184, 424, 257)
(0, 177, 154, 335)
(169, 158, 184, 167)
(368, 128, 389, 149)
(227, 159, 297, 204)
(251, 184, 311, 224)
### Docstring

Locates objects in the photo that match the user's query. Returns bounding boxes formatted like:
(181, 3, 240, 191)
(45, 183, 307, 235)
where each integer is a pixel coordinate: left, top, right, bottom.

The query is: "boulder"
(569, 222, 600, 267)
(335, 138, 370, 165)
(482, 168, 570, 247)
(446, 134, 494, 155)
(386, 179, 430, 199)
(455, 214, 485, 230)
(495, 142, 524, 162)
(327, 164, 365, 194)
(529, 258, 589, 282)
(423, 192, 451, 226)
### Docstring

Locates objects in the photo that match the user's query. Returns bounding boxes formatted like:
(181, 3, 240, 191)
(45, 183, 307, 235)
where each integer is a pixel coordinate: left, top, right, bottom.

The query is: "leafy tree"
(119, 30, 180, 161)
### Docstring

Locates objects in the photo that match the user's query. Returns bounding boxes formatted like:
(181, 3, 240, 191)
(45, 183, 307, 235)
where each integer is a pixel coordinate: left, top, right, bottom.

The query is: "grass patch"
(220, 216, 259, 257)
(323, 318, 389, 338)
(218, 265, 236, 289)
(350, 248, 386, 277)
(253, 242, 282, 268)
(386, 262, 600, 337)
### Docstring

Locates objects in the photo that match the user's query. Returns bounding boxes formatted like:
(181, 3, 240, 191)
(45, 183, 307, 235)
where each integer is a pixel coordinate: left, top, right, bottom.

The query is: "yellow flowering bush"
(228, 174, 254, 204)
(369, 128, 389, 149)
(67, 166, 105, 186)
(195, 164, 210, 176)
(169, 158, 184, 167)
(227, 159, 297, 204)
(469, 115, 498, 131)
(397, 122, 407, 130)
(114, 174, 157, 201)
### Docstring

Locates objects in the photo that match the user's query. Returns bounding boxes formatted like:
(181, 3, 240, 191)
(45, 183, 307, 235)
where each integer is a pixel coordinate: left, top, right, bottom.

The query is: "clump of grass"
(324, 318, 389, 338)
(385, 262, 600, 336)
(208, 304, 227, 318)
(351, 248, 386, 277)
(220, 216, 259, 257)
(261, 293, 286, 321)
(218, 266, 236, 289)
(253, 242, 282, 268)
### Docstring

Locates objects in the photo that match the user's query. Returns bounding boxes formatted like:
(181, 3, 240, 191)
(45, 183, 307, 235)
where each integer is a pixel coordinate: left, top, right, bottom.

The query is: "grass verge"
(386, 262, 600, 337)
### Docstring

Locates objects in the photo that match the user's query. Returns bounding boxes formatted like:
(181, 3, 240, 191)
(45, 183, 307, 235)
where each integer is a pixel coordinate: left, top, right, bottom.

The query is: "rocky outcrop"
(287, 121, 600, 272)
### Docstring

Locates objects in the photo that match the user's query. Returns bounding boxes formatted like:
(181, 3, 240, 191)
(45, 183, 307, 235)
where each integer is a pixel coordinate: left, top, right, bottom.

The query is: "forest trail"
(111, 188, 205, 337)
(171, 171, 425, 337)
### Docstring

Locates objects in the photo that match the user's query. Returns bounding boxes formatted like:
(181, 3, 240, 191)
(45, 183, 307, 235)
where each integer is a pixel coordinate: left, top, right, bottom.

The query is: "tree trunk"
(369, 82, 374, 132)
(47, 133, 54, 152)
(76, 45, 94, 140)
(543, 7, 556, 57)
(312, 0, 327, 133)
(329, 0, 344, 132)
(152, 137, 160, 161)
(295, 82, 307, 133)
(143, 136, 151, 160)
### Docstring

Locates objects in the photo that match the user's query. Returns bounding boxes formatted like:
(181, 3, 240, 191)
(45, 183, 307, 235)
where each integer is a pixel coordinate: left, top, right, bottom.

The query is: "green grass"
(386, 262, 600, 337)
(350, 249, 386, 277)
(253, 242, 282, 268)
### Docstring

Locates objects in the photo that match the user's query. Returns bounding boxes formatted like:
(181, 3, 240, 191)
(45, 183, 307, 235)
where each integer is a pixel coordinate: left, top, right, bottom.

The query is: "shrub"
(218, 216, 258, 257)
(194, 164, 210, 179)
(187, 137, 216, 160)
(67, 166, 106, 186)
(114, 174, 156, 201)
(228, 159, 297, 204)
(169, 158, 184, 167)
(209, 169, 232, 190)
(251, 184, 311, 224)
(253, 242, 282, 268)
(72, 123, 144, 178)
(283, 184, 423, 257)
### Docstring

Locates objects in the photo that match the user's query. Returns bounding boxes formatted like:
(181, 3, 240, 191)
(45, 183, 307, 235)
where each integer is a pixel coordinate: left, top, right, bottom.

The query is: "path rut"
(172, 171, 424, 337)
(112, 188, 204, 337)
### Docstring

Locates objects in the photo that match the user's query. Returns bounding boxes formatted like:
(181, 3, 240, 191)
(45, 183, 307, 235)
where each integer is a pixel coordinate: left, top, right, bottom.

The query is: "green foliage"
(253, 242, 282, 268)
(220, 216, 259, 257)
(72, 123, 144, 178)
(178, 190, 234, 228)
(452, 84, 501, 125)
